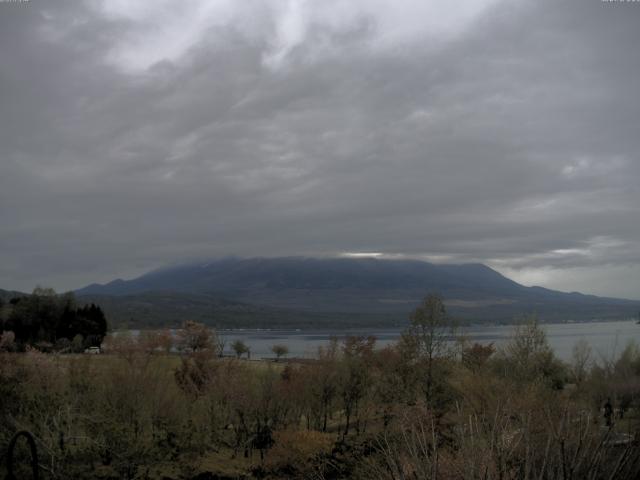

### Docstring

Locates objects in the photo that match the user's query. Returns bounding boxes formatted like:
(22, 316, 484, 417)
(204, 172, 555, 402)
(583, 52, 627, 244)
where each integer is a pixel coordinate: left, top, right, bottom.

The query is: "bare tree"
(571, 338, 592, 384)
(232, 339, 250, 359)
(176, 320, 216, 353)
(339, 336, 376, 436)
(402, 293, 456, 401)
(0, 330, 15, 352)
(272, 344, 289, 361)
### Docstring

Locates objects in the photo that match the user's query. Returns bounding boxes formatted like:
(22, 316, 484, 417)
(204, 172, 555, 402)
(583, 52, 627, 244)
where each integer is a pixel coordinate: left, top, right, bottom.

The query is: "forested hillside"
(76, 257, 640, 328)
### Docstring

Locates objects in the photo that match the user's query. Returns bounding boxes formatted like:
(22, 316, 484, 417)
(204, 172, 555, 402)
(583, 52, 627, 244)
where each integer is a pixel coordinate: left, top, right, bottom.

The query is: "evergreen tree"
(3, 290, 108, 348)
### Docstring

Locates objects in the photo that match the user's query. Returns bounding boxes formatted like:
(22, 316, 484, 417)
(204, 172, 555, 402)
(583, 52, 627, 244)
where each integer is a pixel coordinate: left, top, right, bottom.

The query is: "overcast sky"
(1, 0, 639, 298)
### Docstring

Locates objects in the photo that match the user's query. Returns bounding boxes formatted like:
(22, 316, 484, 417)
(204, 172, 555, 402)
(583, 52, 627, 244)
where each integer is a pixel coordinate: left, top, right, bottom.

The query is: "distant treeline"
(75, 291, 416, 330)
(0, 287, 107, 351)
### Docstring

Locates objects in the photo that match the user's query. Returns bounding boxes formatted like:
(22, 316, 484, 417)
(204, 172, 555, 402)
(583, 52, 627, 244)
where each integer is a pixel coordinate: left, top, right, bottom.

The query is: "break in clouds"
(1, 0, 639, 298)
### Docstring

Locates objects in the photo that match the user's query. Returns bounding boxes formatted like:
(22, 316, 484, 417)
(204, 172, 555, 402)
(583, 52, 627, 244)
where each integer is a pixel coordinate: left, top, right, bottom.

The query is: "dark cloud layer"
(1, 0, 639, 298)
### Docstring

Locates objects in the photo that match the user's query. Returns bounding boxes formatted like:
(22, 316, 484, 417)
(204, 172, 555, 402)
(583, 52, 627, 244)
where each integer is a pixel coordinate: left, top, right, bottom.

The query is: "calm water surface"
(218, 320, 640, 362)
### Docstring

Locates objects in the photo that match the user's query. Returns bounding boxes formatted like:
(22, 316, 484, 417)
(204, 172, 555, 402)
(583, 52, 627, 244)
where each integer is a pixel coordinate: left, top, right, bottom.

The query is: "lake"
(217, 320, 640, 362)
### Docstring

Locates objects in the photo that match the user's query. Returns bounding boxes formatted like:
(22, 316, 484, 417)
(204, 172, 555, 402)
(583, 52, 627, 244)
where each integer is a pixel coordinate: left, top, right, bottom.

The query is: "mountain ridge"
(73, 257, 640, 328)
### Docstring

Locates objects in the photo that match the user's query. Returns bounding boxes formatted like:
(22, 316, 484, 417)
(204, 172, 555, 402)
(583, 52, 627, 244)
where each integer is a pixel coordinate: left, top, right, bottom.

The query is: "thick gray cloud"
(1, 0, 639, 298)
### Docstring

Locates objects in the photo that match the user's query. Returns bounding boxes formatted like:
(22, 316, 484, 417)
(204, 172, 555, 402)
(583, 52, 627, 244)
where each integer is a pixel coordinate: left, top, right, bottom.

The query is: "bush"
(261, 430, 334, 477)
